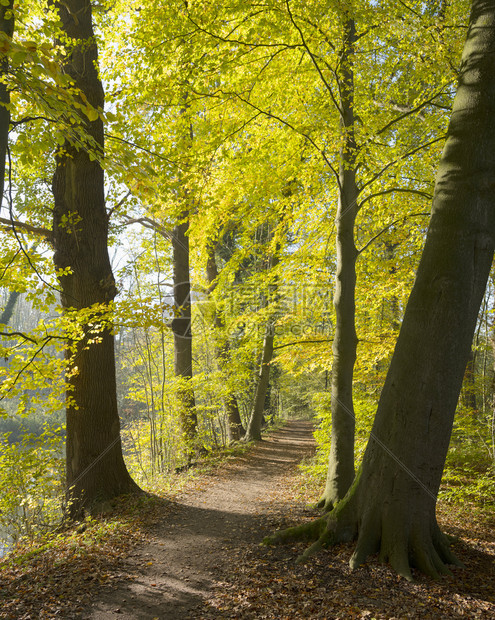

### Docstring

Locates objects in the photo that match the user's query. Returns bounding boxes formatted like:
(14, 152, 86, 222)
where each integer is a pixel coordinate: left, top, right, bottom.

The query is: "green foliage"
(439, 403, 495, 509)
(439, 467, 495, 508)
(0, 426, 64, 544)
(0, 0, 492, 553)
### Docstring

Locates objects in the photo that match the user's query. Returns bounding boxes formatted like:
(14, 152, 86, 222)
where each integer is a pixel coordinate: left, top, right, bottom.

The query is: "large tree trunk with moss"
(319, 15, 359, 510)
(51, 0, 138, 516)
(268, 0, 495, 579)
(206, 244, 245, 441)
(171, 214, 197, 447)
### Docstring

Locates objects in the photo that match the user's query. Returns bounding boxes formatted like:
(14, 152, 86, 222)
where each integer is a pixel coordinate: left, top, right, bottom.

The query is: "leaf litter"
(0, 420, 493, 619)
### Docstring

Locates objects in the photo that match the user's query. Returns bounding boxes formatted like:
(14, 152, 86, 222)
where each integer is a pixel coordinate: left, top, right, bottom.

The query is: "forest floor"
(1, 419, 494, 619)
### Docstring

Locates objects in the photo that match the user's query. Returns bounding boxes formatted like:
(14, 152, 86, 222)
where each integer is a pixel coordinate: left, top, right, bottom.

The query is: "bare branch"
(285, 0, 342, 115)
(184, 5, 301, 51)
(104, 133, 182, 169)
(360, 136, 445, 192)
(0, 216, 53, 242)
(122, 215, 173, 240)
(373, 89, 454, 138)
(200, 87, 340, 182)
(0, 330, 37, 343)
(9, 115, 56, 127)
(107, 191, 131, 219)
(0, 338, 55, 399)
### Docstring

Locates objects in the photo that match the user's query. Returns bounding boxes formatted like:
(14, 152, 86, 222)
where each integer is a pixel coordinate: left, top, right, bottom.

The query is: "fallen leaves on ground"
(200, 472, 495, 619)
(0, 436, 493, 619)
(0, 498, 152, 619)
(0, 445, 249, 620)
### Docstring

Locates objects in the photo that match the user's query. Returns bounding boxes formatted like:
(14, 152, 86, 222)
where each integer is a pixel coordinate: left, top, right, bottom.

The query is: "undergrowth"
(0, 434, 253, 569)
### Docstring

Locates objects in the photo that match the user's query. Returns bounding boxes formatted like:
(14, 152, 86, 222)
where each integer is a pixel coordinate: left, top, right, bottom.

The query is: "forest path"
(89, 419, 315, 620)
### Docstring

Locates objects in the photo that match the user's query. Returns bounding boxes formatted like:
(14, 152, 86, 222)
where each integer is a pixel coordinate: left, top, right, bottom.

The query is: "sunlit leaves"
(0, 426, 64, 541)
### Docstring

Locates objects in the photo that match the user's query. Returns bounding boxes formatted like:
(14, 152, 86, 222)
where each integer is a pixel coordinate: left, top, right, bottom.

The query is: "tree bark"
(244, 322, 275, 441)
(171, 213, 197, 447)
(0, 291, 19, 326)
(244, 253, 279, 442)
(205, 244, 245, 441)
(319, 15, 359, 510)
(268, 0, 495, 579)
(0, 1, 14, 207)
(51, 0, 138, 516)
(462, 348, 478, 411)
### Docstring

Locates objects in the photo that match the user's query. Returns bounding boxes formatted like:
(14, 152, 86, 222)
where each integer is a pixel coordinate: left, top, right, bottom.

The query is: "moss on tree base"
(264, 467, 463, 581)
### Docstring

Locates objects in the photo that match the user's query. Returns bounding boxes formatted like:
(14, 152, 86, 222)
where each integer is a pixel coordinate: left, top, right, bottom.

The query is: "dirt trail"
(89, 419, 315, 619)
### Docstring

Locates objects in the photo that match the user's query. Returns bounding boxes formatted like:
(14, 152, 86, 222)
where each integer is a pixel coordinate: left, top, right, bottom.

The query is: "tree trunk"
(171, 214, 197, 447)
(0, 291, 19, 326)
(205, 244, 245, 441)
(244, 322, 275, 441)
(1, 244, 39, 326)
(268, 0, 495, 579)
(244, 249, 279, 442)
(319, 15, 359, 510)
(225, 395, 245, 441)
(0, 1, 14, 207)
(51, 0, 138, 516)
(462, 348, 478, 412)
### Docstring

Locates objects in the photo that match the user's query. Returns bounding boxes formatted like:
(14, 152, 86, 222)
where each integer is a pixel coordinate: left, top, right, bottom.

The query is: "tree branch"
(273, 338, 332, 351)
(107, 191, 131, 219)
(122, 215, 173, 240)
(0, 330, 37, 343)
(358, 187, 432, 211)
(9, 115, 56, 128)
(200, 87, 340, 183)
(0, 216, 53, 242)
(104, 133, 182, 169)
(183, 6, 301, 51)
(357, 211, 430, 256)
(360, 136, 445, 193)
(374, 90, 454, 137)
(285, 0, 342, 115)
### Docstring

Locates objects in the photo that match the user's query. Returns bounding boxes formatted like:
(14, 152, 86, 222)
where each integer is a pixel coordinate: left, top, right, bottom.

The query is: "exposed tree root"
(264, 491, 463, 581)
(263, 516, 327, 547)
(316, 495, 335, 513)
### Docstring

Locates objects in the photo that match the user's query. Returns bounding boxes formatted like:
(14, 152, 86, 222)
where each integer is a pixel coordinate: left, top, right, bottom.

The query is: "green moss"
(263, 516, 326, 546)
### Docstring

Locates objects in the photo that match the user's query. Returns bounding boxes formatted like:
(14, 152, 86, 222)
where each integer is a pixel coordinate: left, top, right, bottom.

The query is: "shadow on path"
(88, 419, 315, 619)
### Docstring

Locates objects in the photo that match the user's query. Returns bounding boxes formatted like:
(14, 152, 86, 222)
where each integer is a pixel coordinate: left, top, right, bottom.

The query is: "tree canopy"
(1, 0, 494, 587)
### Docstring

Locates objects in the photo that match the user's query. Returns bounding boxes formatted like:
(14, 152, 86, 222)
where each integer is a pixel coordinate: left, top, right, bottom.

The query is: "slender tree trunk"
(462, 348, 478, 411)
(244, 253, 279, 442)
(51, 0, 138, 516)
(268, 0, 495, 579)
(244, 323, 275, 441)
(0, 291, 19, 326)
(205, 244, 245, 441)
(0, 1, 14, 207)
(320, 15, 359, 510)
(1, 243, 39, 326)
(171, 214, 197, 446)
